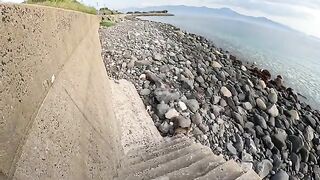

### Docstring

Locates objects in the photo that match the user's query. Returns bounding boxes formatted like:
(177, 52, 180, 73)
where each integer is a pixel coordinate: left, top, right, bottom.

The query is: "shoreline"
(100, 18, 320, 179)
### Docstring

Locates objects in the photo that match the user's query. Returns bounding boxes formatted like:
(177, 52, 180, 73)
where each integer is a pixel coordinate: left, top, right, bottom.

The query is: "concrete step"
(236, 169, 261, 180)
(119, 143, 203, 178)
(194, 160, 244, 180)
(126, 136, 189, 158)
(122, 137, 193, 167)
(158, 154, 226, 180)
(126, 145, 213, 180)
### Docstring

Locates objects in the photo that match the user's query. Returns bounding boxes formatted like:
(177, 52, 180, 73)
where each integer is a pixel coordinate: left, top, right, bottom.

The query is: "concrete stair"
(115, 137, 261, 180)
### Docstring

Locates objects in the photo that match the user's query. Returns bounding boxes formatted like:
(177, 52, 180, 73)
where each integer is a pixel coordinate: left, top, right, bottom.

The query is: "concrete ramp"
(0, 4, 121, 179)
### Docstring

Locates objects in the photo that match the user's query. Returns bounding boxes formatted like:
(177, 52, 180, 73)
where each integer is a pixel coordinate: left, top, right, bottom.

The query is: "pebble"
(304, 126, 314, 141)
(140, 88, 151, 96)
(242, 102, 253, 110)
(289, 110, 299, 120)
(271, 170, 289, 180)
(191, 113, 202, 125)
(185, 99, 200, 113)
(165, 109, 179, 119)
(271, 129, 287, 150)
(173, 116, 191, 128)
(256, 159, 273, 179)
(211, 61, 222, 68)
(157, 102, 170, 117)
(256, 98, 267, 110)
(220, 86, 232, 97)
(268, 89, 278, 104)
(268, 104, 279, 117)
(227, 143, 237, 155)
(100, 20, 320, 178)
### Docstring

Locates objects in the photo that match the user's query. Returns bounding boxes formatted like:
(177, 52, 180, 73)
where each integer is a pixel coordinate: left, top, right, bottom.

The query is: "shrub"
(26, 0, 97, 15)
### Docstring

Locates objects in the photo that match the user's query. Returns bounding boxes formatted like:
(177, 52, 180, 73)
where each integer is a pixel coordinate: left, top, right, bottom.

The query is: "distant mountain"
(121, 5, 293, 31)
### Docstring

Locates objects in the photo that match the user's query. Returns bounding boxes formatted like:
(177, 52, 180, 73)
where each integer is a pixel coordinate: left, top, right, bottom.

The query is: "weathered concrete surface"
(110, 79, 162, 154)
(0, 4, 121, 179)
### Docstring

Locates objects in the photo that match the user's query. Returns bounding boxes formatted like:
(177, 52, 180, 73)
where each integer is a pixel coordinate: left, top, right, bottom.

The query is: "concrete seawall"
(0, 4, 121, 179)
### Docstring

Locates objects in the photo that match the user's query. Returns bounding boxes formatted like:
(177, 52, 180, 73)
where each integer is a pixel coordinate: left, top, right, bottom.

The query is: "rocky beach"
(99, 19, 320, 179)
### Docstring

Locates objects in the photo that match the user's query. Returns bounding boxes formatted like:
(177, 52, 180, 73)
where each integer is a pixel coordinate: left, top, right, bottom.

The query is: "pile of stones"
(99, 19, 320, 179)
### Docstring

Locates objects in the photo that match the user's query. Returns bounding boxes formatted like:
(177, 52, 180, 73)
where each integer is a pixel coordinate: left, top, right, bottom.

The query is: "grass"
(26, 0, 97, 15)
(100, 20, 115, 27)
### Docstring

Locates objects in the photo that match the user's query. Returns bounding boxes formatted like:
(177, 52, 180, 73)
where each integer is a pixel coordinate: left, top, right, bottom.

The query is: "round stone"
(211, 61, 222, 68)
(268, 104, 279, 117)
(178, 101, 187, 111)
(268, 89, 278, 104)
(220, 86, 232, 97)
(256, 98, 267, 110)
(242, 102, 253, 110)
(289, 110, 299, 120)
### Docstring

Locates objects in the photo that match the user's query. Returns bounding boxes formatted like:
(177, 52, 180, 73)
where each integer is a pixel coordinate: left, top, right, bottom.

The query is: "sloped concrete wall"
(0, 4, 121, 179)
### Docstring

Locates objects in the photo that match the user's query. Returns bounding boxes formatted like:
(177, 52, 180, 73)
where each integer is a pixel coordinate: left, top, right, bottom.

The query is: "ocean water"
(141, 15, 320, 108)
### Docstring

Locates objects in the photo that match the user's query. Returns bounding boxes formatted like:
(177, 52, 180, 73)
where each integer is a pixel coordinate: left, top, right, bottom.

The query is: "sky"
(2, 0, 320, 38)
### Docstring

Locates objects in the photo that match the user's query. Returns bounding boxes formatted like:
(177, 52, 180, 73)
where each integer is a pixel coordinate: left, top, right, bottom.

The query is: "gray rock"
(140, 89, 151, 96)
(198, 123, 209, 133)
(165, 109, 179, 119)
(288, 135, 304, 153)
(263, 135, 274, 149)
(185, 99, 200, 113)
(234, 134, 244, 152)
(153, 53, 162, 61)
(254, 113, 268, 129)
(271, 170, 289, 180)
(195, 76, 205, 85)
(241, 151, 253, 162)
(304, 125, 314, 141)
(212, 95, 221, 105)
(178, 101, 187, 111)
(159, 121, 170, 134)
(146, 71, 162, 87)
(219, 98, 227, 107)
(271, 129, 287, 150)
(290, 153, 301, 172)
(191, 113, 202, 125)
(220, 86, 232, 97)
(211, 61, 222, 68)
(268, 89, 278, 104)
(173, 116, 191, 128)
(233, 112, 244, 126)
(159, 65, 170, 73)
(154, 89, 179, 103)
(157, 103, 170, 117)
(256, 159, 273, 179)
(242, 102, 253, 110)
(227, 143, 237, 155)
(289, 110, 299, 120)
(182, 67, 194, 79)
(268, 104, 279, 117)
(180, 76, 194, 90)
(256, 98, 267, 110)
(135, 60, 152, 66)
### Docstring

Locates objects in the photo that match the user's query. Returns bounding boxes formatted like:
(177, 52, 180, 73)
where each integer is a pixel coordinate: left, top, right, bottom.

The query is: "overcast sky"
(3, 0, 320, 38)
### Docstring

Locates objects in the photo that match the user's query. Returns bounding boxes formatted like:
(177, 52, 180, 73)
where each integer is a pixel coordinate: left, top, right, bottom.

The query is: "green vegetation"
(26, 0, 97, 15)
(100, 20, 115, 27)
(99, 7, 121, 15)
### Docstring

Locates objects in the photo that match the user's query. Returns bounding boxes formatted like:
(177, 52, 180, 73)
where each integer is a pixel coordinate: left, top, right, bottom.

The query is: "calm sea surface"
(141, 15, 320, 108)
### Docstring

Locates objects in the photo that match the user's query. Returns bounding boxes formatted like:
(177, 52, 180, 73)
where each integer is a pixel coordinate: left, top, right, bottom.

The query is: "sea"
(141, 15, 320, 109)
